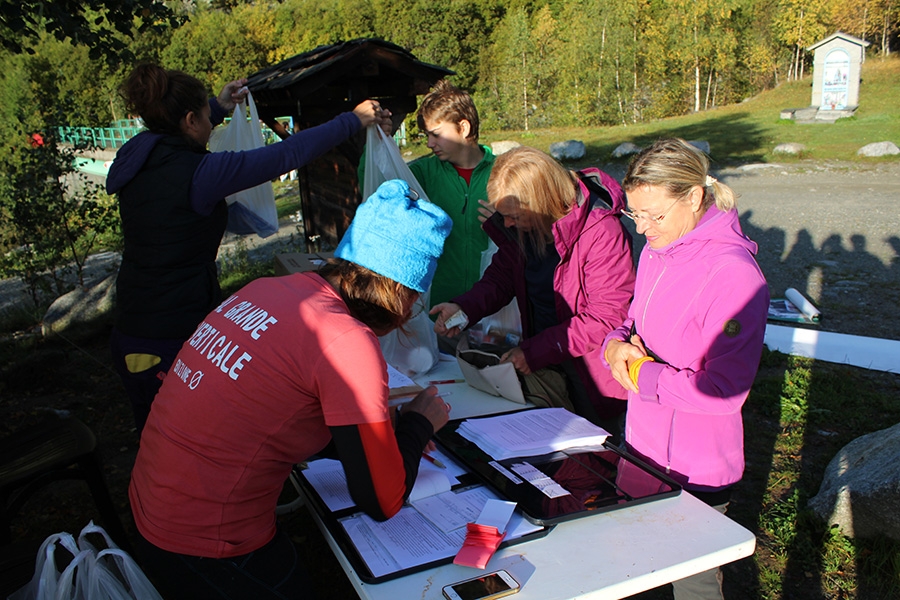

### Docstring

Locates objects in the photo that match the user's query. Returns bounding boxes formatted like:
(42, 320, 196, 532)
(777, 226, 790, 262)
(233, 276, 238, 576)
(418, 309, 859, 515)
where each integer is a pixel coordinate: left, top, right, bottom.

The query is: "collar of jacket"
(646, 206, 757, 262)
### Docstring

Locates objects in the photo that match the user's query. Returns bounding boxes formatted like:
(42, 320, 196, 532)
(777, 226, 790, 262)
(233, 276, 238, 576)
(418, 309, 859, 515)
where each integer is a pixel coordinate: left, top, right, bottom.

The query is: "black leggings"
(136, 528, 316, 599)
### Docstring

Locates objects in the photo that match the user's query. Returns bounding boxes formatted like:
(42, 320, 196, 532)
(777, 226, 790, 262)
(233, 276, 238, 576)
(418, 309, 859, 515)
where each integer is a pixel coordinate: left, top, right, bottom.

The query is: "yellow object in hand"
(628, 356, 656, 387)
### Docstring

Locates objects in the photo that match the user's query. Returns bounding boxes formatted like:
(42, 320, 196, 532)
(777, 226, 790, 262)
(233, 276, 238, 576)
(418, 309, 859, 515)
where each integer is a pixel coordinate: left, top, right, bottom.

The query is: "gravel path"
(720, 160, 899, 341)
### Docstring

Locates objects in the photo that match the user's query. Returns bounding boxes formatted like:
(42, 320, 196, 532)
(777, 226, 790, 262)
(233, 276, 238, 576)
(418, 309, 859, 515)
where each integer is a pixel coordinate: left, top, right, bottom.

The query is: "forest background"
(1, 0, 898, 137)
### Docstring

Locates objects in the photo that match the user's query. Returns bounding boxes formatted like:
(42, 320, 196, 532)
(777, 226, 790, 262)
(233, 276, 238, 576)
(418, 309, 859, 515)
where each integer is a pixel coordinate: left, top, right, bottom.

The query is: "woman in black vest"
(107, 63, 387, 432)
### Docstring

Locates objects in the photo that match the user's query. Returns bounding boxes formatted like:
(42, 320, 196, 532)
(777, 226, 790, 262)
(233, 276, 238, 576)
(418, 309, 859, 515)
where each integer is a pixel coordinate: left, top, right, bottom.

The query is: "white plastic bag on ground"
(209, 92, 279, 238)
(10, 522, 163, 600)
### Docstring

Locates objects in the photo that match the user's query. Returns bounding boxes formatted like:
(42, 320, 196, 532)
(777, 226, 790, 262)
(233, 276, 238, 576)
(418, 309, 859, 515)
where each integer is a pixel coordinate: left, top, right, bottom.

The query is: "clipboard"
(434, 412, 682, 526)
(294, 452, 552, 584)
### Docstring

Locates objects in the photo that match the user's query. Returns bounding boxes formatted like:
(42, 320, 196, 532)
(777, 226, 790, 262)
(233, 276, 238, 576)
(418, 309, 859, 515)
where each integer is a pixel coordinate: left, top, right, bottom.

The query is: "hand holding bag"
(208, 92, 279, 238)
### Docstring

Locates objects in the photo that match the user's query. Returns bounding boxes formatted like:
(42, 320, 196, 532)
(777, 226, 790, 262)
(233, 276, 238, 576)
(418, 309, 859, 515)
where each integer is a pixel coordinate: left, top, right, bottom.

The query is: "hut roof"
(246, 38, 453, 120)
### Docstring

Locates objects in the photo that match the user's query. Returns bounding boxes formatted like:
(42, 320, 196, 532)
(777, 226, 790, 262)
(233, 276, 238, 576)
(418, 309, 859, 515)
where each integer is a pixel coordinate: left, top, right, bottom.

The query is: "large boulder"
(688, 140, 710, 154)
(612, 142, 641, 158)
(808, 422, 900, 540)
(773, 142, 806, 155)
(857, 141, 900, 157)
(491, 140, 521, 156)
(549, 140, 585, 161)
(41, 274, 117, 338)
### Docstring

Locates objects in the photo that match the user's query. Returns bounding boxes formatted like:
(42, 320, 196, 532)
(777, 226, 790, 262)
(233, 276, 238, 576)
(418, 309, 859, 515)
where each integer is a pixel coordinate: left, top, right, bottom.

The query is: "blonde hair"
(487, 146, 577, 255)
(623, 138, 736, 211)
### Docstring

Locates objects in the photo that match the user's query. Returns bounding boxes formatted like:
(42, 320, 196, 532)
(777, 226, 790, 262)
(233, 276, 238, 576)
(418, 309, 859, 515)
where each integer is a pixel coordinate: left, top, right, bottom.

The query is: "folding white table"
(302, 357, 756, 600)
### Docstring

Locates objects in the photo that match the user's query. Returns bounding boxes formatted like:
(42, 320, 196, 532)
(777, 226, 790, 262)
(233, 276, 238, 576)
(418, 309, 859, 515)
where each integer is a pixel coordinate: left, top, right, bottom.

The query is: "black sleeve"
(328, 411, 434, 520)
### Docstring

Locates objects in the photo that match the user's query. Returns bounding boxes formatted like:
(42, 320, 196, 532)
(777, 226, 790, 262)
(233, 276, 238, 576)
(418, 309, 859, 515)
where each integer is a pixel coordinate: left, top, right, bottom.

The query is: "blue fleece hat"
(335, 179, 452, 292)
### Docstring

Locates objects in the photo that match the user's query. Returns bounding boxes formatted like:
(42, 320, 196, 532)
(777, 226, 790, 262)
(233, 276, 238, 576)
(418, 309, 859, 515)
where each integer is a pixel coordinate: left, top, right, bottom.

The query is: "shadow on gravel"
(741, 214, 900, 340)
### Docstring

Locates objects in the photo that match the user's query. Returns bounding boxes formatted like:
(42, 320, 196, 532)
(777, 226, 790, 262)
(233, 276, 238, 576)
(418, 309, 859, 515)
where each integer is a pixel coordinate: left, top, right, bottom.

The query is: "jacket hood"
(652, 205, 758, 259)
(553, 168, 626, 260)
(105, 131, 165, 194)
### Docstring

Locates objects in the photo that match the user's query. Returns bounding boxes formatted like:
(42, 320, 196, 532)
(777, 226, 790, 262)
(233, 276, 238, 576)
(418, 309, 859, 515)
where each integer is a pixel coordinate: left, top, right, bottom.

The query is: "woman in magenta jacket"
(432, 146, 635, 430)
(603, 138, 768, 599)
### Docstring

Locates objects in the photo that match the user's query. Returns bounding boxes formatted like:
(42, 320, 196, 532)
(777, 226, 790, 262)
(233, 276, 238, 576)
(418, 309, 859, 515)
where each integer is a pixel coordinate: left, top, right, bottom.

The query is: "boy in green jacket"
(362, 81, 494, 307)
(409, 81, 494, 307)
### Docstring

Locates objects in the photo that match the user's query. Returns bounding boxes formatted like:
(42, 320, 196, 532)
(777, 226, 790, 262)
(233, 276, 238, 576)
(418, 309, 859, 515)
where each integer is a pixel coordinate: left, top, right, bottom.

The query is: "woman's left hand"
(217, 78, 250, 112)
(477, 199, 495, 224)
(500, 346, 532, 375)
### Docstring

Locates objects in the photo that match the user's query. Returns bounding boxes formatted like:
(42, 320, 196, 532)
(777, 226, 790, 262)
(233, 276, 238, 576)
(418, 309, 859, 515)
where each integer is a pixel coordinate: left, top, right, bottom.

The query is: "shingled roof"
(246, 38, 453, 121)
(242, 38, 453, 252)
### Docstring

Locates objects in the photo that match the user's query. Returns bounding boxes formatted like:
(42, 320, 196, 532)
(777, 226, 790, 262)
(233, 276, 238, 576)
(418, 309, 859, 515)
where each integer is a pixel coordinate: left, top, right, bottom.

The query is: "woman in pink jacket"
(432, 146, 635, 434)
(603, 138, 768, 600)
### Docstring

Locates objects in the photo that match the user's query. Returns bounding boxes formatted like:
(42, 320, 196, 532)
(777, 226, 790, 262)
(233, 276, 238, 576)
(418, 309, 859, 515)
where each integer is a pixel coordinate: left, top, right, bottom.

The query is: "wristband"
(628, 356, 655, 387)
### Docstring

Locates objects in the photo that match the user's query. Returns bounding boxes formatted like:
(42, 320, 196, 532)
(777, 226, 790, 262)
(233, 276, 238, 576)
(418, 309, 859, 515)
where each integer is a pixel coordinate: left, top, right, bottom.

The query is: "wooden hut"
(246, 39, 452, 250)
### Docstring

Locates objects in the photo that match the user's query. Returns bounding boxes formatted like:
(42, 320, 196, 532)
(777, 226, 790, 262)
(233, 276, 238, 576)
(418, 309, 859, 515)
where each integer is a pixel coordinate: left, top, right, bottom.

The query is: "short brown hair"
(487, 146, 577, 256)
(416, 80, 480, 141)
(318, 258, 419, 335)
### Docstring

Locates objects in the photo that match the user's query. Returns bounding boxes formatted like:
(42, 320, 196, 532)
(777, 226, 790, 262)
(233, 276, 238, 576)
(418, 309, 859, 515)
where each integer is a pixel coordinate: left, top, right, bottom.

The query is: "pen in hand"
(422, 453, 447, 469)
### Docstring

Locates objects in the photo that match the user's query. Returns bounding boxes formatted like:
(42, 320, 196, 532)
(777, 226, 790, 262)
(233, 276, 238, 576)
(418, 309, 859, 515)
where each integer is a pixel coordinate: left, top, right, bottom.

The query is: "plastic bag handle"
(96, 548, 165, 600)
(53, 549, 93, 600)
(77, 520, 119, 555)
(9, 532, 79, 600)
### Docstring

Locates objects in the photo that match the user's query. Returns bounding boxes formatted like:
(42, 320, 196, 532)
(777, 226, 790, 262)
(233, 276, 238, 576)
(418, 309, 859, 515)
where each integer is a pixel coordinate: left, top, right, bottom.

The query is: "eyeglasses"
(620, 198, 682, 225)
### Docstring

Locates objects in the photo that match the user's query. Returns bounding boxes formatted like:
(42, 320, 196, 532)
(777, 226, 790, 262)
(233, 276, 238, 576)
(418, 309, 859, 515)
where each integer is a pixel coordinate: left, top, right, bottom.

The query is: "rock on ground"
(612, 142, 641, 158)
(42, 274, 116, 338)
(549, 140, 585, 161)
(857, 141, 900, 157)
(808, 422, 900, 540)
(774, 143, 806, 155)
(491, 140, 521, 155)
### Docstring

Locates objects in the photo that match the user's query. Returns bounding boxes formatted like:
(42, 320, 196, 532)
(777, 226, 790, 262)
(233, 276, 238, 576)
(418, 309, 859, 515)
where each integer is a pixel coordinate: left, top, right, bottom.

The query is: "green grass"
(401, 55, 900, 167)
(737, 351, 900, 599)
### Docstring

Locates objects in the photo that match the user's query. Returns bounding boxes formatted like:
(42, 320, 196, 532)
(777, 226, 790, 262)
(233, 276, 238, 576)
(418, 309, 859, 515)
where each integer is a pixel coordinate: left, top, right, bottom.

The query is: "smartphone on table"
(441, 569, 520, 600)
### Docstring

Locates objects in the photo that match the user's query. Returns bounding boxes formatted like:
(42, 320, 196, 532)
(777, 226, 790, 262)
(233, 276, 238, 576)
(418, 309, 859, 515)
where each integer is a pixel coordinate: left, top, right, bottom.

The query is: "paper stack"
(457, 408, 610, 460)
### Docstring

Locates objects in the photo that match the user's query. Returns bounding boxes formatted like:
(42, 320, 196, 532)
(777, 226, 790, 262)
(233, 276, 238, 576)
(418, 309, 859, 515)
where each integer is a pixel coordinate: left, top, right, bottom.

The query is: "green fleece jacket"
(408, 146, 494, 306)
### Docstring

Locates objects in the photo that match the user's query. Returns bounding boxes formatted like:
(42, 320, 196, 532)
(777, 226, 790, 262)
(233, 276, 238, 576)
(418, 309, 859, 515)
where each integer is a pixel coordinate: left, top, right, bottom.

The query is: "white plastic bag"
(10, 522, 163, 600)
(208, 92, 279, 238)
(379, 291, 440, 377)
(9, 532, 80, 600)
(364, 125, 440, 375)
(362, 125, 429, 202)
(476, 240, 523, 337)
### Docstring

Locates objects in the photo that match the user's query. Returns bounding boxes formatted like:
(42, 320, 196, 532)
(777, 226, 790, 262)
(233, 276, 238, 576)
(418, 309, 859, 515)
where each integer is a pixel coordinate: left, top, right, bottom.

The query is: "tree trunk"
(522, 51, 529, 131)
(704, 69, 713, 110)
(694, 61, 700, 112)
(712, 71, 719, 108)
(615, 53, 626, 126)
